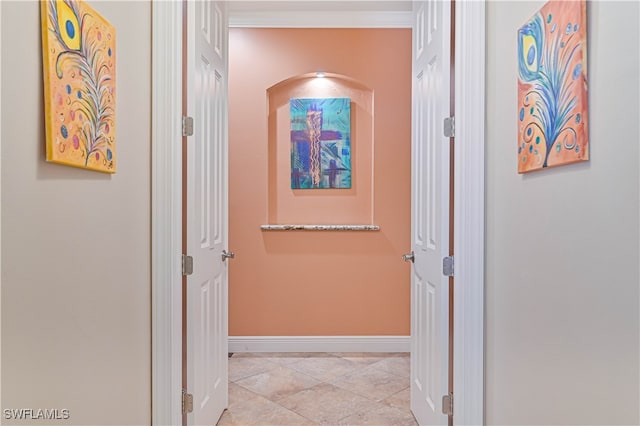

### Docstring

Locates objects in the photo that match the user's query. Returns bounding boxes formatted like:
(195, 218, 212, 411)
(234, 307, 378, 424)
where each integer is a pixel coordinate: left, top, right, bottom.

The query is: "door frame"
(452, 1, 485, 421)
(151, 2, 183, 425)
(0, 5, 3, 409)
(151, 1, 485, 424)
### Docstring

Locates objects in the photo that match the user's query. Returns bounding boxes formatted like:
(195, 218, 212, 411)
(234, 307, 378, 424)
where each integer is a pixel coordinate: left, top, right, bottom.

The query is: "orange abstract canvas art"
(41, 0, 116, 173)
(517, 0, 588, 173)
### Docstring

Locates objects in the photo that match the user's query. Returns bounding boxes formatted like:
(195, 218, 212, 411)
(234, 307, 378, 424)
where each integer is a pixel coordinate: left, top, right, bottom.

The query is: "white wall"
(486, 1, 639, 424)
(1, 1, 151, 424)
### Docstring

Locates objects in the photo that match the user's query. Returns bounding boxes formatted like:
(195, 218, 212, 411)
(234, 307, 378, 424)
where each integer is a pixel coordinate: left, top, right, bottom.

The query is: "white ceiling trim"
(229, 10, 412, 28)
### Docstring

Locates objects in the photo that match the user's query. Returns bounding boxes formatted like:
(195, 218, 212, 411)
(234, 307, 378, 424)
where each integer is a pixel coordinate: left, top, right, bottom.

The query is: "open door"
(409, 0, 452, 424)
(185, 1, 230, 425)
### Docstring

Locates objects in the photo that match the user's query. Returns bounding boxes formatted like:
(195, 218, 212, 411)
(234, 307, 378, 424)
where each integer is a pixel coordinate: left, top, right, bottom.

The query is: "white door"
(186, 1, 229, 425)
(410, 0, 451, 424)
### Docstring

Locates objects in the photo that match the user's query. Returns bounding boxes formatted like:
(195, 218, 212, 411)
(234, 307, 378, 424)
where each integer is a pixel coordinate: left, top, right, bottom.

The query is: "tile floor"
(218, 352, 418, 426)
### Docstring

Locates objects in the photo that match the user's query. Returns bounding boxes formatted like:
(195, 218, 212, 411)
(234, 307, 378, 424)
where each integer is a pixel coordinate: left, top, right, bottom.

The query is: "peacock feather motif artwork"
(517, 0, 588, 173)
(41, 0, 116, 173)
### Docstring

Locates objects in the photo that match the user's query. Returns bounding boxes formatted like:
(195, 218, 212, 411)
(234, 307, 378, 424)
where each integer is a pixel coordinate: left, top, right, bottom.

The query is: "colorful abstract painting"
(290, 98, 351, 189)
(517, 0, 588, 173)
(41, 0, 116, 173)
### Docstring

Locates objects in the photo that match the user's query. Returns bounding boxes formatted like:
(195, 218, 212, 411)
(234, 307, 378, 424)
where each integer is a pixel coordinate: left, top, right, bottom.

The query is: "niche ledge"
(261, 224, 380, 231)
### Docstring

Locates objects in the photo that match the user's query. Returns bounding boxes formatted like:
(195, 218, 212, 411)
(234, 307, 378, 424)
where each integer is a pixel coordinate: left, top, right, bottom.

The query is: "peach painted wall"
(229, 28, 412, 336)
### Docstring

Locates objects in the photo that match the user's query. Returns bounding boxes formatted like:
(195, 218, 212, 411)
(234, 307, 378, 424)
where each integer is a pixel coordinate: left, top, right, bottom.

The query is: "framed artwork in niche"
(517, 0, 588, 173)
(41, 0, 116, 173)
(290, 98, 351, 189)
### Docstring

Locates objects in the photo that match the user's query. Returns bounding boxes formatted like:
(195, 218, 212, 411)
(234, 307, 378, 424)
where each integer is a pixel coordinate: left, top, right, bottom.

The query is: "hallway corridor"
(218, 352, 417, 425)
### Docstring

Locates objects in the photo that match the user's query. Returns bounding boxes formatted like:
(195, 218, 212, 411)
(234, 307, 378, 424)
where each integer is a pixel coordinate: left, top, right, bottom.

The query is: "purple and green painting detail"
(517, 0, 588, 173)
(290, 98, 351, 189)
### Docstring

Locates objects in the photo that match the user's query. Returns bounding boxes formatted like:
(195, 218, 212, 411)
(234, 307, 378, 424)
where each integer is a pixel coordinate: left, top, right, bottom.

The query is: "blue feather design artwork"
(517, 0, 588, 173)
(41, 0, 116, 173)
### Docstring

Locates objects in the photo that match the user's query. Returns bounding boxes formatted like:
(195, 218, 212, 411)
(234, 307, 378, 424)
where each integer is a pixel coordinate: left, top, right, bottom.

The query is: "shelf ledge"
(261, 224, 380, 231)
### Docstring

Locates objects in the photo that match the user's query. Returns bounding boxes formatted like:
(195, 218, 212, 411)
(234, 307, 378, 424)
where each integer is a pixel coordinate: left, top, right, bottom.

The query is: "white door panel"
(186, 1, 229, 425)
(410, 1, 451, 424)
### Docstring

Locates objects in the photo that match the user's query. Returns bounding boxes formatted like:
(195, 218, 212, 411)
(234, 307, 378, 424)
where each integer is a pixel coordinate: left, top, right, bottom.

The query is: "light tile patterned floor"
(218, 352, 417, 426)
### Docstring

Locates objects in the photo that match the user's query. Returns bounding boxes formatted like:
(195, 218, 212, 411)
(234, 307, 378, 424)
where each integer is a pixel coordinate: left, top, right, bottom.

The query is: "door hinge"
(182, 254, 193, 276)
(442, 392, 453, 416)
(182, 116, 194, 137)
(443, 255, 454, 276)
(182, 389, 193, 415)
(443, 116, 455, 138)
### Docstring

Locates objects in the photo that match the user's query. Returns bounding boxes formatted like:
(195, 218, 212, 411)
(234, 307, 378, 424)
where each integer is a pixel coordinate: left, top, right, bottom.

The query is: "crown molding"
(229, 10, 412, 28)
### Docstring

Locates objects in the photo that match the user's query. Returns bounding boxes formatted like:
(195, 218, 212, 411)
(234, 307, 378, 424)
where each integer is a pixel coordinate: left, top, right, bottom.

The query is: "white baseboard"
(228, 336, 410, 353)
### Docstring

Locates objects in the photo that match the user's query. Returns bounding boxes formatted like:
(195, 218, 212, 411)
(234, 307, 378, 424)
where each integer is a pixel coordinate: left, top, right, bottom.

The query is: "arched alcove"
(266, 72, 375, 224)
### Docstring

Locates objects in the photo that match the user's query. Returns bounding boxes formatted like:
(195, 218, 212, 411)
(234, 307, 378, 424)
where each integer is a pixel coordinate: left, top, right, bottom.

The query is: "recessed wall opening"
(266, 73, 375, 224)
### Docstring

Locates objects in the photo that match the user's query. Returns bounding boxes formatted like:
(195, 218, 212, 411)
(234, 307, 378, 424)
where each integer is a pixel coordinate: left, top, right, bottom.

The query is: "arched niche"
(266, 73, 375, 225)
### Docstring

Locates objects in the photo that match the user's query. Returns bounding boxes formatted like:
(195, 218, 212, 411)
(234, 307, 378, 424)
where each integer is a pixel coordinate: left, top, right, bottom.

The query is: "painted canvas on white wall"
(517, 0, 588, 173)
(41, 0, 116, 173)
